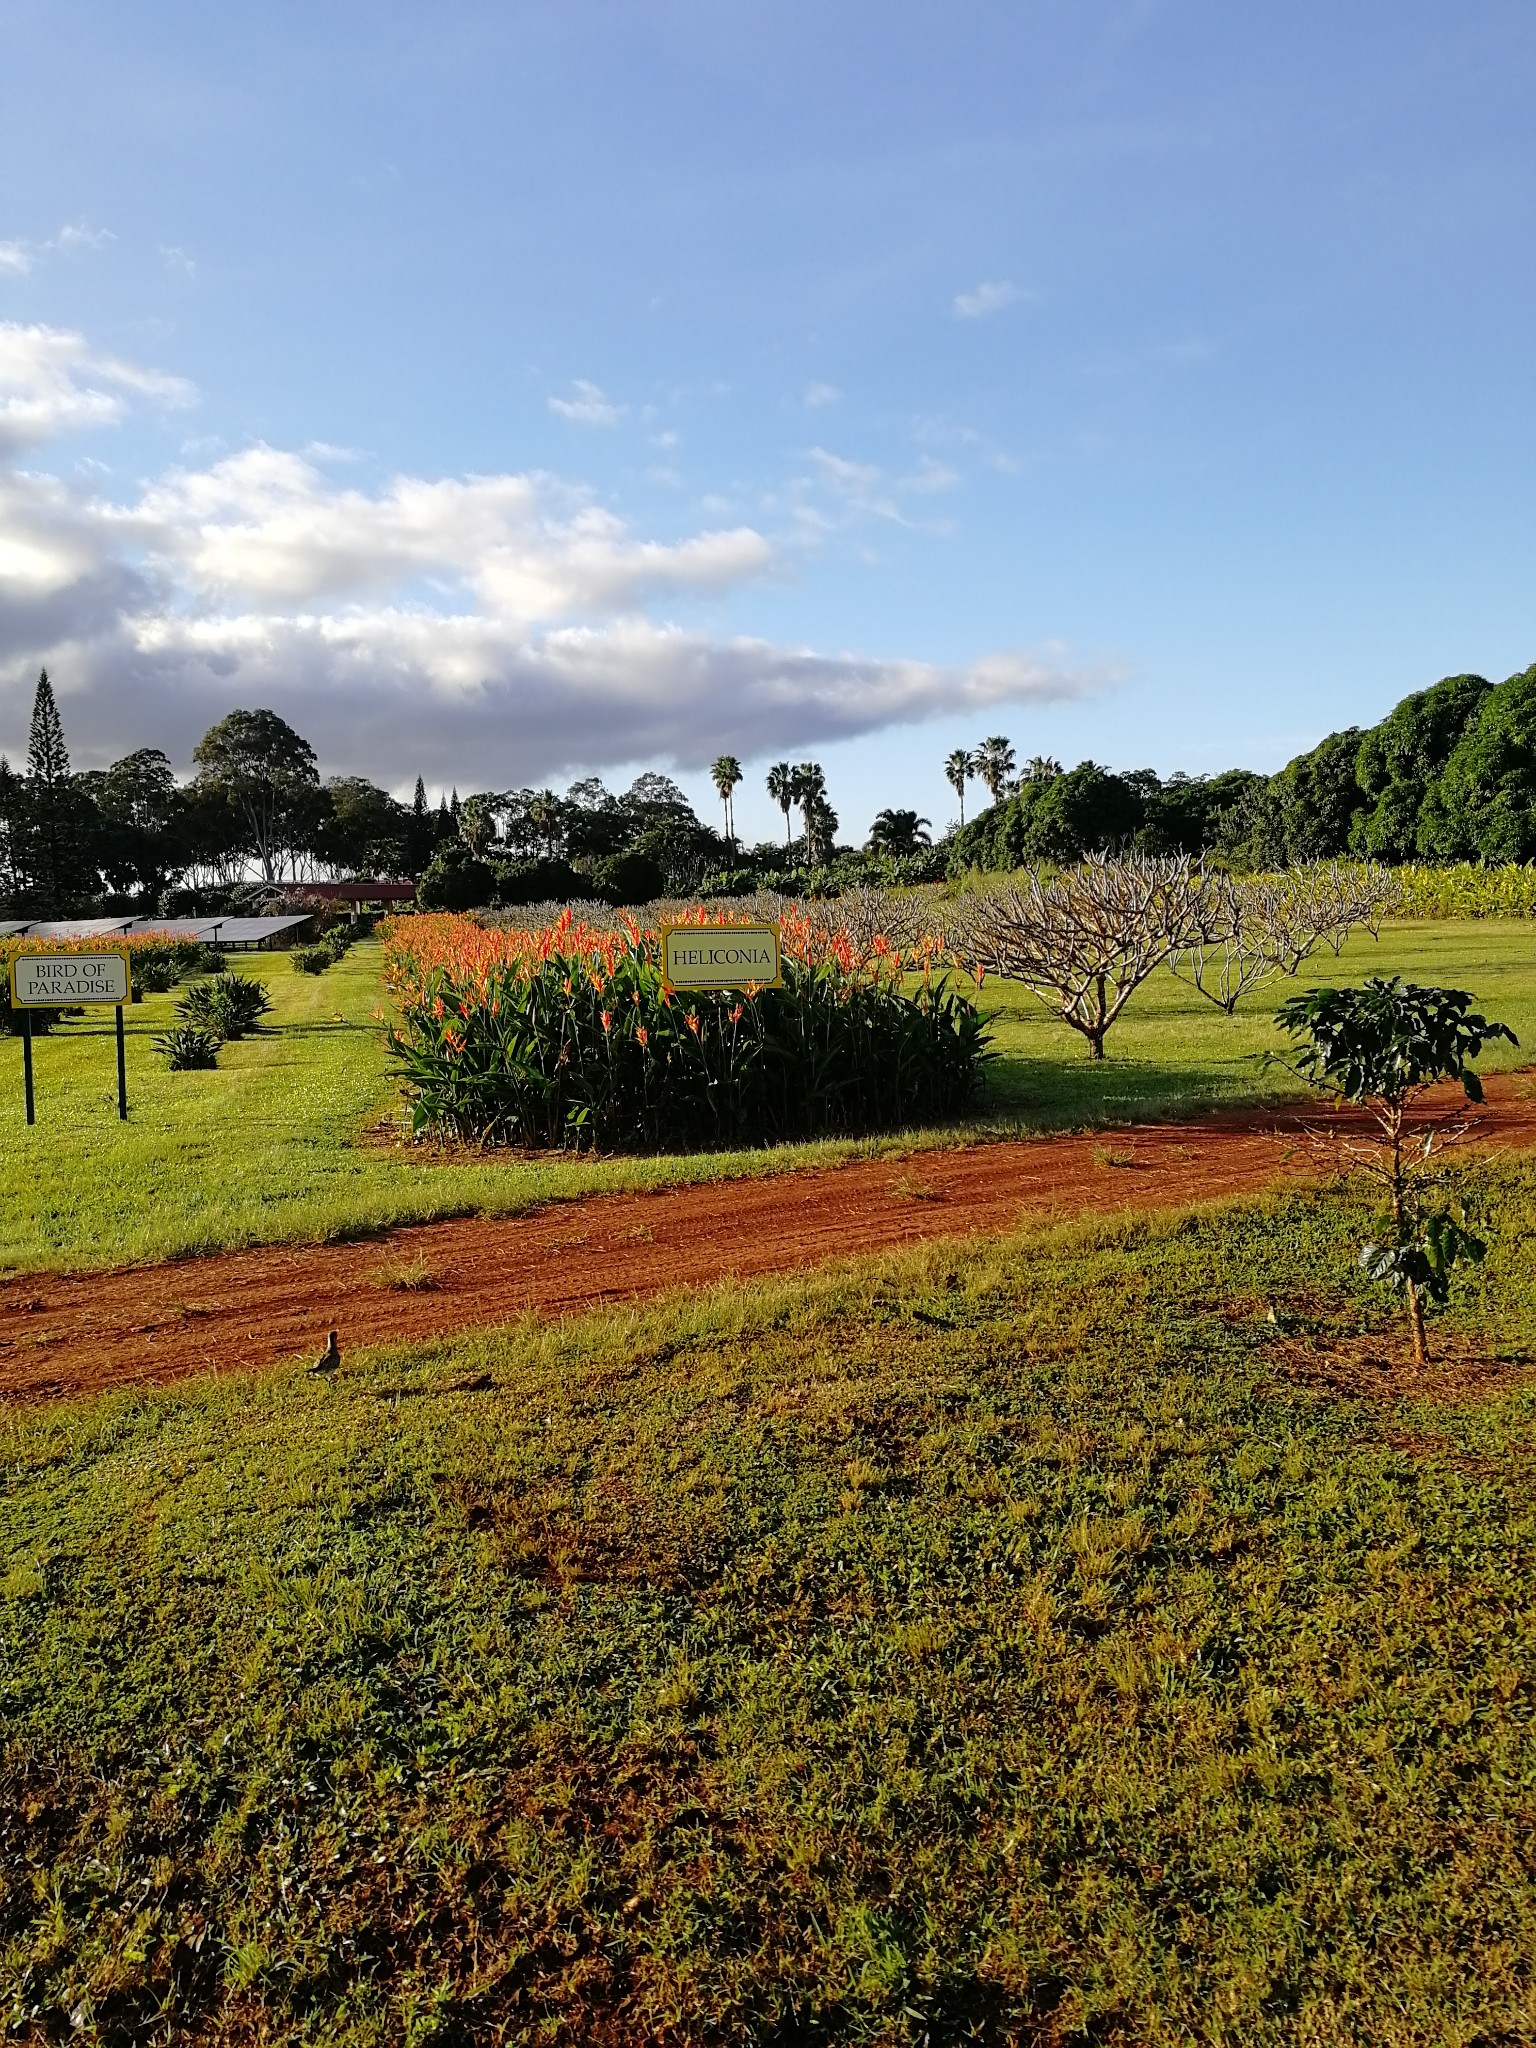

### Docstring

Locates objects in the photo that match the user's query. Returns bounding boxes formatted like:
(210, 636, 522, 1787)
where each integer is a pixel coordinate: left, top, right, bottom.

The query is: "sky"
(1, 0, 1533, 846)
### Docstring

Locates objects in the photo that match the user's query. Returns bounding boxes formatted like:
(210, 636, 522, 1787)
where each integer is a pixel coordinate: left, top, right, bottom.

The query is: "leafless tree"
(953, 853, 1203, 1058)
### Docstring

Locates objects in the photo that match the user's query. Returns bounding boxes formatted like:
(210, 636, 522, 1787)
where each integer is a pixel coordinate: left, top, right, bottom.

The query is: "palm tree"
(710, 754, 743, 849)
(974, 736, 1017, 806)
(766, 761, 796, 848)
(868, 808, 932, 856)
(527, 788, 562, 859)
(805, 792, 839, 864)
(792, 762, 826, 857)
(944, 747, 975, 826)
(1022, 754, 1062, 784)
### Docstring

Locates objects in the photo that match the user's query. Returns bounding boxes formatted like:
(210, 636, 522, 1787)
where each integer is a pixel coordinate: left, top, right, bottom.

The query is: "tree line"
(3, 658, 1532, 920)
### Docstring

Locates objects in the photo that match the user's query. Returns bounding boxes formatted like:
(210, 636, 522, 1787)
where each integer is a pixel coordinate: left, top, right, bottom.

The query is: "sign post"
(8, 951, 133, 1125)
(661, 923, 783, 992)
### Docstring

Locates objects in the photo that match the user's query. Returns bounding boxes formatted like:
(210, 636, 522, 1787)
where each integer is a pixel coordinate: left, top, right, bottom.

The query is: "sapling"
(1271, 977, 1517, 1364)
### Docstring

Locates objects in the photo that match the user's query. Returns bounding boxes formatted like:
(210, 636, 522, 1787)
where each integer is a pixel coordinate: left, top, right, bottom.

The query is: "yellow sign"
(9, 950, 133, 1007)
(661, 923, 782, 991)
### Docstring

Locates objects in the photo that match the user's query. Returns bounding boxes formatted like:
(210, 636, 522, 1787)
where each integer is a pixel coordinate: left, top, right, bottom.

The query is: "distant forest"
(1, 661, 1533, 919)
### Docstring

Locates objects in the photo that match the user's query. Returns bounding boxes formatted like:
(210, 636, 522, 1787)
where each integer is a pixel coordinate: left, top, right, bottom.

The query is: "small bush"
(290, 945, 331, 974)
(155, 1024, 221, 1071)
(177, 973, 273, 1040)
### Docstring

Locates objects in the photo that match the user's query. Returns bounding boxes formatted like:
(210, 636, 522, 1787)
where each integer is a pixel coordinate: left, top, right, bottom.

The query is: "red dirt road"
(4, 1077, 1534, 1407)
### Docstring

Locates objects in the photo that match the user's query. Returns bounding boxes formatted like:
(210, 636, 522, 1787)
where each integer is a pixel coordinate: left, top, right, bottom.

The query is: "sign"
(661, 923, 782, 991)
(8, 951, 132, 1125)
(9, 951, 132, 1007)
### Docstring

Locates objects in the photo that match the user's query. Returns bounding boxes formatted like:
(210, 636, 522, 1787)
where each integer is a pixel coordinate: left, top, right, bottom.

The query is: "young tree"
(974, 735, 1016, 806)
(943, 748, 975, 827)
(1271, 979, 1517, 1365)
(711, 754, 743, 849)
(191, 708, 321, 884)
(765, 761, 796, 848)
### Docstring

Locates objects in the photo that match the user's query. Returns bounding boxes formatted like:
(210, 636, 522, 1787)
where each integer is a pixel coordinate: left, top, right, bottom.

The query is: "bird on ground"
(309, 1329, 341, 1376)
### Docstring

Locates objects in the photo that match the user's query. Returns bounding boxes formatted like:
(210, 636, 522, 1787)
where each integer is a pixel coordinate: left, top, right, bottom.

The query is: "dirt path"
(4, 1077, 1534, 1407)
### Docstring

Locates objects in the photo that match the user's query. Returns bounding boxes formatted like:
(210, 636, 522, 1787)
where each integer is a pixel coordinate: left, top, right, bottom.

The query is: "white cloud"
(0, 322, 195, 454)
(0, 322, 1103, 781)
(953, 280, 1023, 320)
(902, 457, 961, 495)
(0, 243, 31, 277)
(54, 222, 114, 254)
(160, 245, 197, 276)
(803, 381, 840, 409)
(548, 378, 625, 426)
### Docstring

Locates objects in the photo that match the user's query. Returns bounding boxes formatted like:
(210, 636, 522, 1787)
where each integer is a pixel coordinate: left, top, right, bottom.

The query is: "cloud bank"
(0, 322, 1100, 783)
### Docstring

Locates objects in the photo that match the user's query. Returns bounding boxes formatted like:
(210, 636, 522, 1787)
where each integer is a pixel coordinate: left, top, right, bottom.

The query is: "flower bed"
(381, 908, 988, 1150)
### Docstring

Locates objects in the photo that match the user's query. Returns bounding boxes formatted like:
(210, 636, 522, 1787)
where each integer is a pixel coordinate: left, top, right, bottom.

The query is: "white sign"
(9, 951, 132, 1007)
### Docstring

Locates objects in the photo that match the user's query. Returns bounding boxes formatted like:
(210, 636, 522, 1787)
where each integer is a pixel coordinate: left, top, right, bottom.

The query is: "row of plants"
(1391, 860, 1536, 919)
(381, 908, 988, 1151)
(155, 974, 273, 1071)
(290, 913, 377, 975)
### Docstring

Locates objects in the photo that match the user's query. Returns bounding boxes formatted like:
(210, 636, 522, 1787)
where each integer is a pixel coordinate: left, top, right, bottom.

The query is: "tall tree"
(1417, 664, 1536, 863)
(190, 708, 321, 883)
(711, 754, 743, 848)
(22, 670, 90, 913)
(82, 747, 186, 904)
(943, 748, 974, 826)
(791, 762, 827, 858)
(974, 736, 1016, 806)
(1352, 673, 1491, 862)
(766, 761, 796, 848)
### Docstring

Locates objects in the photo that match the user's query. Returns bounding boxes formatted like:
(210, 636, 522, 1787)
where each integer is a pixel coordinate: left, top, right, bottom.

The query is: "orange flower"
(729, 1003, 743, 1024)
(686, 1012, 700, 1035)
(636, 1025, 649, 1047)
(601, 1010, 612, 1032)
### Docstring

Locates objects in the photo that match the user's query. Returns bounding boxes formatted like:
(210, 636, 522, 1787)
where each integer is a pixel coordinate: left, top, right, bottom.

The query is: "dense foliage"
(383, 909, 988, 1150)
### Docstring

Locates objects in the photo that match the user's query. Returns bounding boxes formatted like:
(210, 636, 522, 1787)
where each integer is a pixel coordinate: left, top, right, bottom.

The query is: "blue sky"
(1, 0, 1533, 845)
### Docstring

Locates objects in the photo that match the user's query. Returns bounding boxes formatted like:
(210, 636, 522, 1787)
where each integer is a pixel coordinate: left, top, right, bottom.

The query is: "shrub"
(290, 944, 331, 974)
(155, 1023, 221, 1071)
(176, 973, 273, 1040)
(381, 907, 988, 1151)
(1270, 978, 1518, 1363)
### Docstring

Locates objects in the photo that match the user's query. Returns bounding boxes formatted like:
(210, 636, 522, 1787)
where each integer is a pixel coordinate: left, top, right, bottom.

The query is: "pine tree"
(23, 670, 85, 914)
(413, 777, 427, 816)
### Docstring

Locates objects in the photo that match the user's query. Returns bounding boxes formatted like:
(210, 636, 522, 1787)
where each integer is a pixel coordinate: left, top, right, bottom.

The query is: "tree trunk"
(1407, 1279, 1429, 1366)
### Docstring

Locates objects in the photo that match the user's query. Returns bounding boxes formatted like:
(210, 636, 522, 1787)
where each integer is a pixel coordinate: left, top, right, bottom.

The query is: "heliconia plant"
(380, 907, 989, 1151)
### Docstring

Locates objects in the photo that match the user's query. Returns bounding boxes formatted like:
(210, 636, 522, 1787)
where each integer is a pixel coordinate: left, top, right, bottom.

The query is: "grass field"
(4, 1162, 1535, 2044)
(1, 922, 1532, 1275)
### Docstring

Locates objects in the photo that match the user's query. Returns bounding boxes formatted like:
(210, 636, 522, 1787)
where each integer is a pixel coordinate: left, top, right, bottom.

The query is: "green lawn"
(4, 1163, 1535, 2043)
(1, 922, 1532, 1275)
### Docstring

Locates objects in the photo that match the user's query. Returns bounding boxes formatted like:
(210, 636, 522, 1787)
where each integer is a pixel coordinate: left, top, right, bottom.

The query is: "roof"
(0, 920, 34, 938)
(288, 881, 416, 902)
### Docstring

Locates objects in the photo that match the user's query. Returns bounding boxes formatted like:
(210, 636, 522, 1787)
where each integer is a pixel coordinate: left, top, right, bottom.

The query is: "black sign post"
(21, 1008, 34, 1126)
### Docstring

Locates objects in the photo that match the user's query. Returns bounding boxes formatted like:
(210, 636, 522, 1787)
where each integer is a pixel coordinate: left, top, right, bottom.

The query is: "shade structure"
(204, 915, 314, 950)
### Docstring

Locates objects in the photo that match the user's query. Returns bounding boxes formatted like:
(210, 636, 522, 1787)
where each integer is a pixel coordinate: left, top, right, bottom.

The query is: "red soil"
(4, 1077, 1534, 1407)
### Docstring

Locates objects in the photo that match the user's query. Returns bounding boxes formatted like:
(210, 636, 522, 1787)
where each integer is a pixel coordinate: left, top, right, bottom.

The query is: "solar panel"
(125, 919, 226, 939)
(0, 920, 34, 937)
(24, 918, 137, 939)
(210, 915, 314, 947)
